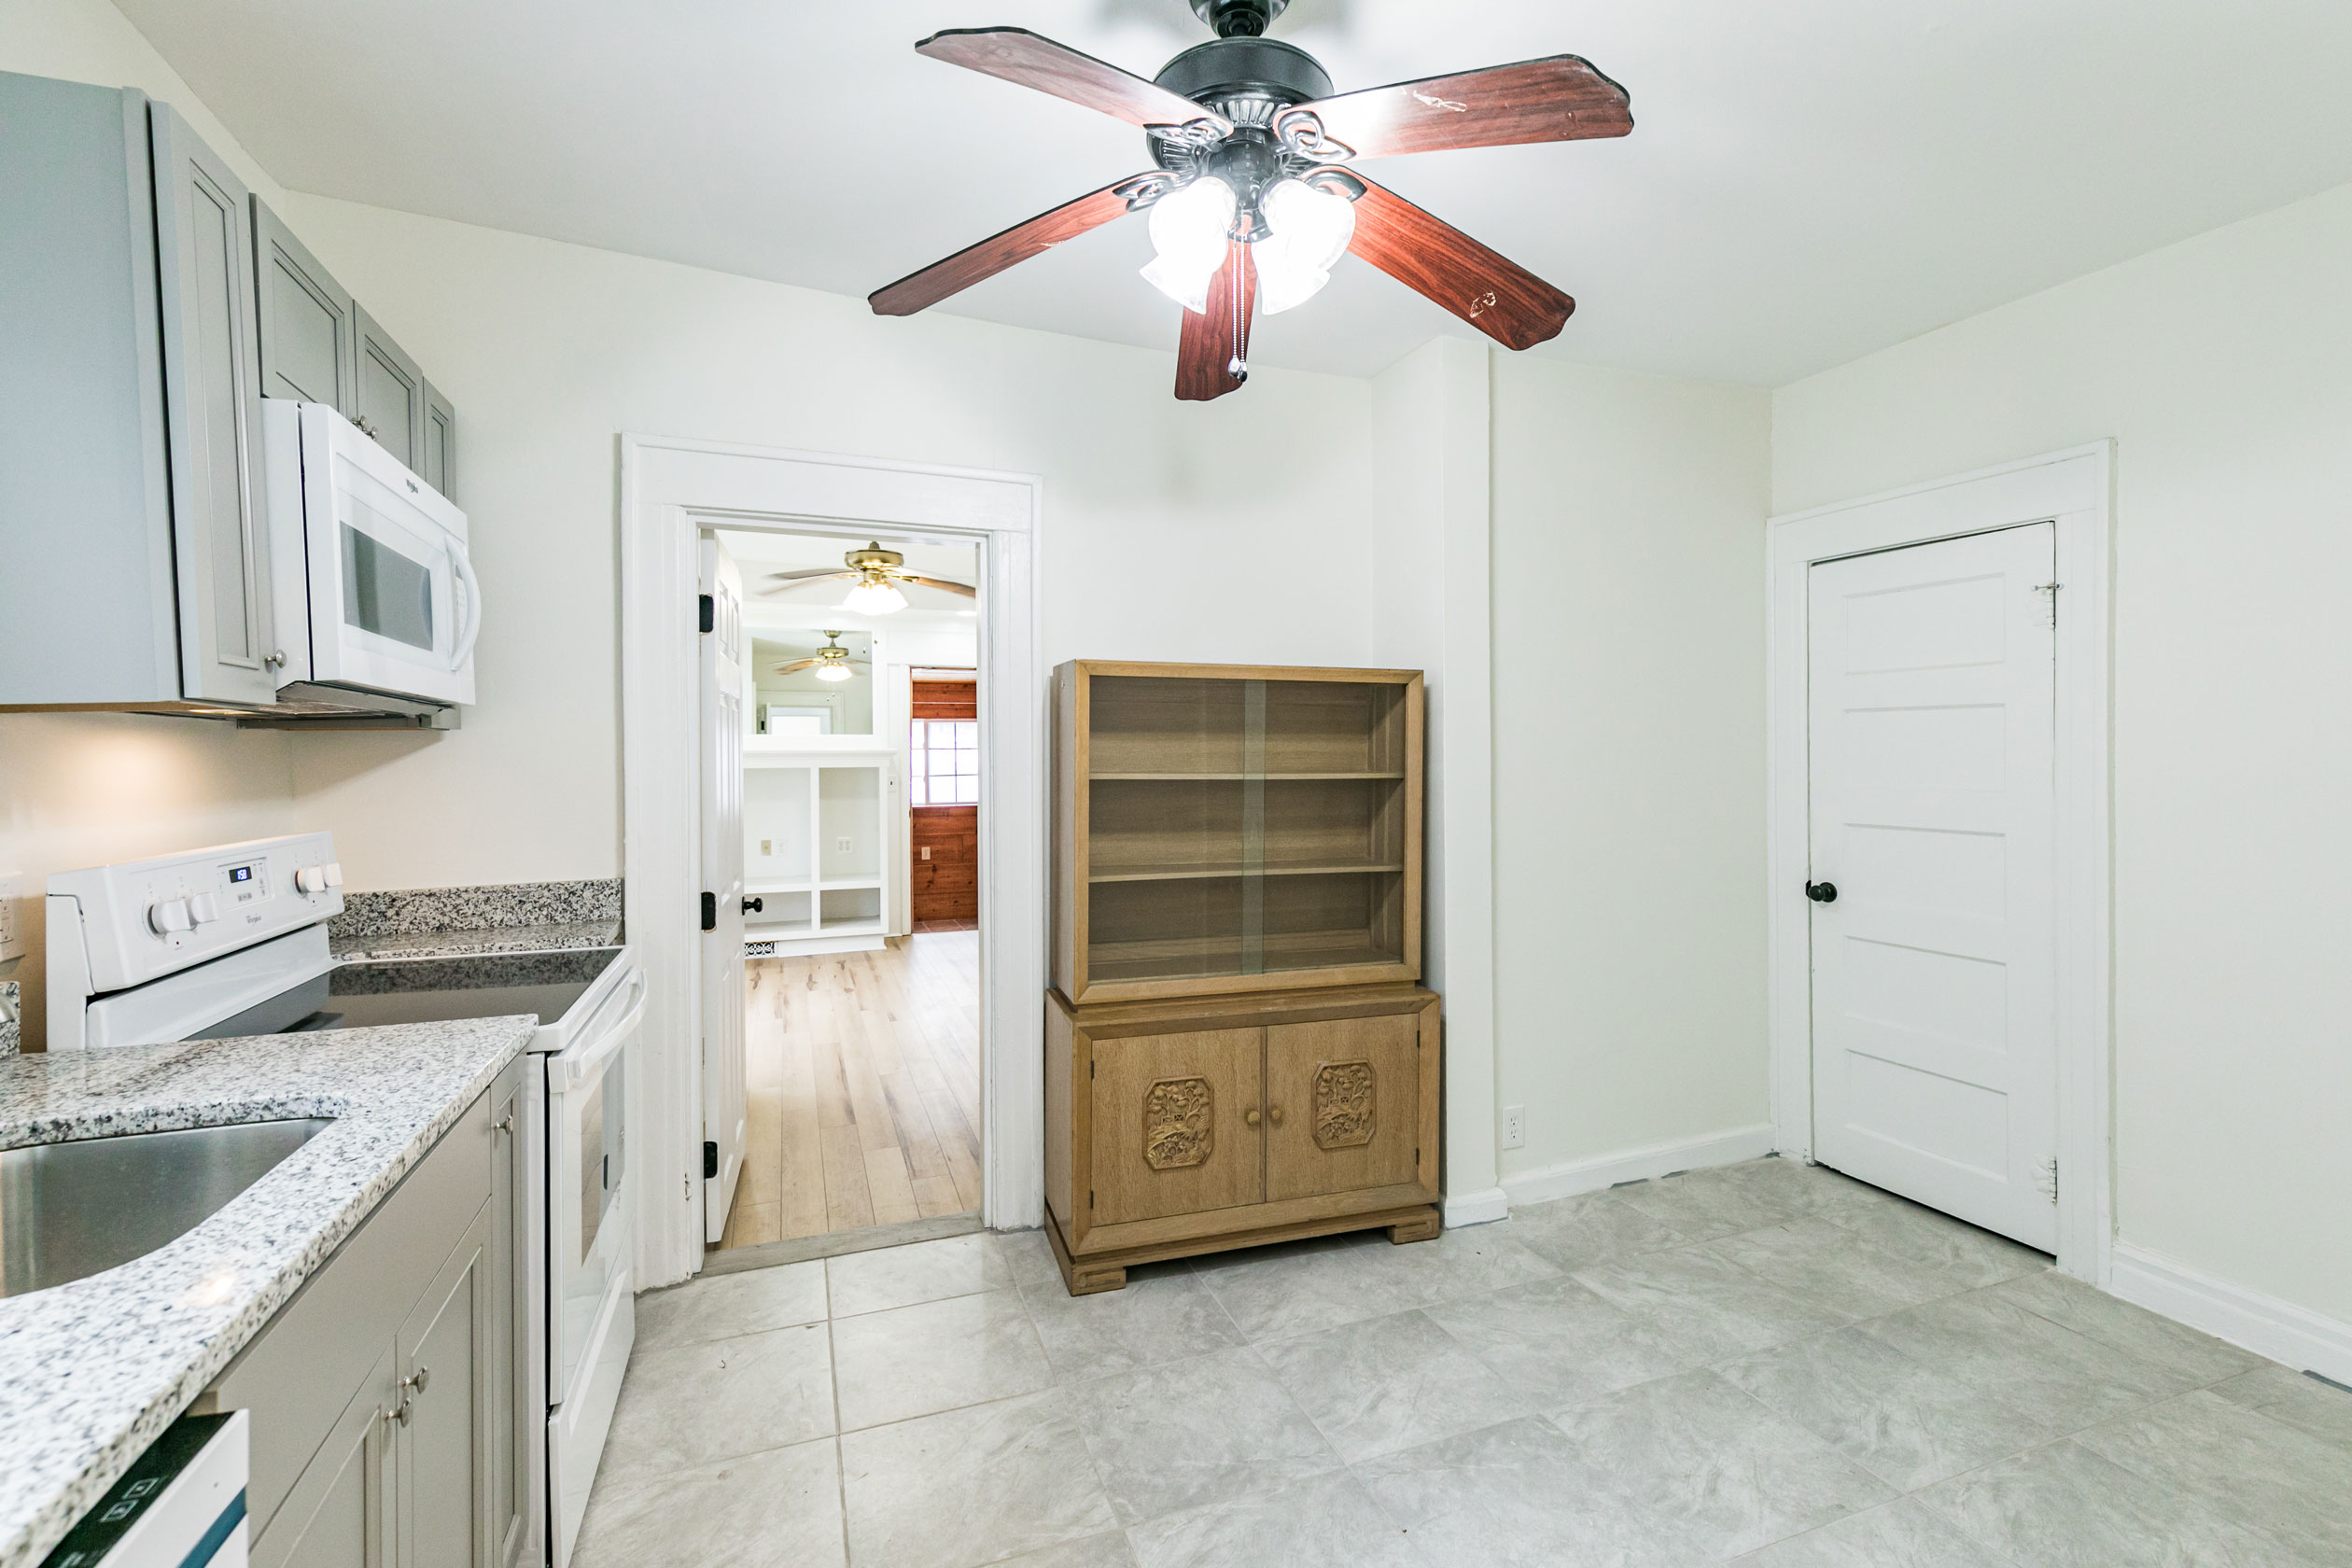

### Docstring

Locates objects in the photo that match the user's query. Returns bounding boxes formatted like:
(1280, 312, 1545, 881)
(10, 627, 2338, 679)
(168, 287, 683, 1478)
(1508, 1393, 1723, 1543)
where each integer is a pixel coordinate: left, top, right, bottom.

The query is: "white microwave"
(263, 400, 480, 707)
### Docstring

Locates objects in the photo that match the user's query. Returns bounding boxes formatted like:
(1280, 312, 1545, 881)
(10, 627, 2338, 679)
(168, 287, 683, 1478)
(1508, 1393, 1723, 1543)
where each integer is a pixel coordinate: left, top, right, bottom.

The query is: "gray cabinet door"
(422, 380, 456, 502)
(150, 102, 277, 702)
(398, 1204, 489, 1568)
(487, 1071, 529, 1567)
(254, 1342, 397, 1568)
(254, 198, 356, 413)
(353, 303, 424, 470)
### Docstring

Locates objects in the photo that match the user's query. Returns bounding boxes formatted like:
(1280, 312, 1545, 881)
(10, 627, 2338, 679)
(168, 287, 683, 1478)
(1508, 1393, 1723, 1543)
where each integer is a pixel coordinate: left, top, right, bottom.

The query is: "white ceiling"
(115, 0, 2352, 385)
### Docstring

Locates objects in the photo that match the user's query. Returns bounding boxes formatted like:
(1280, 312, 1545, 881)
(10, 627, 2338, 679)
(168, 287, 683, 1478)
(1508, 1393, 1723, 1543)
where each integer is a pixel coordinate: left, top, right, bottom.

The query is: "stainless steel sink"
(0, 1118, 333, 1297)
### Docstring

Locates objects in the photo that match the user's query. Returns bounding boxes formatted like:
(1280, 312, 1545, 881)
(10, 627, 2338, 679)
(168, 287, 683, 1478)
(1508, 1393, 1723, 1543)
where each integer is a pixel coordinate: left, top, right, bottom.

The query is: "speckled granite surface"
(0, 982, 18, 1056)
(329, 918, 622, 962)
(329, 878, 621, 938)
(0, 1016, 535, 1568)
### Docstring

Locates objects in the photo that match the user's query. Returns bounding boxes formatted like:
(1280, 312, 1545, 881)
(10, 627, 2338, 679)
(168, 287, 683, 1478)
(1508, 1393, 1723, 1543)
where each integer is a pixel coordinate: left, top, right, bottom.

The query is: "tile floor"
(575, 1157, 2352, 1568)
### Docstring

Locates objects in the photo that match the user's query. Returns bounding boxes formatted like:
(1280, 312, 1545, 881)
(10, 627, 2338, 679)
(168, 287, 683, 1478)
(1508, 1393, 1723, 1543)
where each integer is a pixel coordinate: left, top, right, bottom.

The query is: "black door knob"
(1805, 881, 1838, 903)
(743, 896, 764, 915)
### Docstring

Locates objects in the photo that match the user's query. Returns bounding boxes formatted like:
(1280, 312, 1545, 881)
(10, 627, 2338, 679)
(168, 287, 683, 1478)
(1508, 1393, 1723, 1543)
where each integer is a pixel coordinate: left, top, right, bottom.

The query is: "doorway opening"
(702, 525, 984, 1254)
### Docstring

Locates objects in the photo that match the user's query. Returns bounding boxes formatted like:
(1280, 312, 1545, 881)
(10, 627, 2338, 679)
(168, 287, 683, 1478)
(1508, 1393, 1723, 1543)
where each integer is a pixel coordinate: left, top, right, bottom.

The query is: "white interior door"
(1808, 523, 2059, 1251)
(699, 537, 747, 1244)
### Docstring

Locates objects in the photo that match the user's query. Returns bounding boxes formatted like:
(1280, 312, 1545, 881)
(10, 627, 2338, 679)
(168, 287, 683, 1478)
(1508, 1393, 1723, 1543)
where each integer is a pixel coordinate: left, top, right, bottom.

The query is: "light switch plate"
(0, 874, 29, 962)
(1501, 1105, 1526, 1151)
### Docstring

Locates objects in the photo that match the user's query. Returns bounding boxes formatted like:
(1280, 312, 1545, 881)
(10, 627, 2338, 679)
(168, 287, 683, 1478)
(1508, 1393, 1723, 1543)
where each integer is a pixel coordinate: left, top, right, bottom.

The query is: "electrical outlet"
(1501, 1104, 1526, 1151)
(760, 838, 772, 857)
(0, 874, 29, 962)
(835, 835, 852, 853)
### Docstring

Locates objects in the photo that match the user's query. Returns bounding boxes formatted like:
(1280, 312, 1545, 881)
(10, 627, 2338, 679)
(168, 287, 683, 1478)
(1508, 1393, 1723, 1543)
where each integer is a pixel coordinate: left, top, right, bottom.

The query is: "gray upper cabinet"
(422, 380, 457, 502)
(254, 198, 357, 413)
(0, 73, 276, 709)
(354, 302, 425, 470)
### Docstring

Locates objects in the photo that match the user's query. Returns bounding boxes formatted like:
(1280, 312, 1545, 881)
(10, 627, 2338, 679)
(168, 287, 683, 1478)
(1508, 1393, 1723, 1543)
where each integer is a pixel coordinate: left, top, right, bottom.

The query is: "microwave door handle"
(449, 544, 484, 672)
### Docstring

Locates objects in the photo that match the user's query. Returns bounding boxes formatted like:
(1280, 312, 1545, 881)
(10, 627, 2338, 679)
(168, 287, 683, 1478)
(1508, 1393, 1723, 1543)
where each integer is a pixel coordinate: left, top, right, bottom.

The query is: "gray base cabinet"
(210, 1057, 528, 1568)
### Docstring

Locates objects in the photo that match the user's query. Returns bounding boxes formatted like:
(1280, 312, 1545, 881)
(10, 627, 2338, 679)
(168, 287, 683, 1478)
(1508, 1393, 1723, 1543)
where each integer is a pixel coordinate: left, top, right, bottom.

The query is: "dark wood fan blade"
(1175, 242, 1257, 402)
(871, 178, 1150, 316)
(917, 28, 1231, 133)
(1346, 177, 1574, 351)
(1290, 55, 1631, 160)
(899, 575, 977, 597)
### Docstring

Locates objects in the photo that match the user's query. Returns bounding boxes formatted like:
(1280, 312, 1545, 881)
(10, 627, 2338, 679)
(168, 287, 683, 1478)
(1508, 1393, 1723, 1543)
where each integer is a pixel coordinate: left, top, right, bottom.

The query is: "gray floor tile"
(832, 1288, 1053, 1430)
(2068, 1387, 2352, 1563)
(636, 1260, 829, 1352)
(1505, 1188, 1695, 1273)
(990, 1533, 1138, 1568)
(839, 1389, 1117, 1568)
(1345, 1224, 1561, 1308)
(1858, 1288, 2204, 1429)
(1191, 1238, 1418, 1344)
(1258, 1309, 1533, 1462)
(1729, 1497, 2017, 1568)
(1816, 1199, 2049, 1294)
(1423, 1276, 1696, 1409)
(2209, 1365, 2352, 1449)
(601, 1322, 835, 1477)
(1989, 1270, 2267, 1385)
(1352, 1416, 1687, 1568)
(1547, 1369, 1897, 1560)
(1023, 1271, 1243, 1379)
(1126, 1470, 1424, 1568)
(1001, 1227, 1065, 1294)
(1713, 1158, 1907, 1223)
(1575, 1245, 1850, 1362)
(828, 1231, 1011, 1318)
(1066, 1344, 1337, 1524)
(1701, 1216, 1966, 1321)
(1721, 1325, 2058, 1489)
(1916, 1436, 2289, 1568)
(1606, 1166, 1810, 1241)
(573, 1435, 844, 1568)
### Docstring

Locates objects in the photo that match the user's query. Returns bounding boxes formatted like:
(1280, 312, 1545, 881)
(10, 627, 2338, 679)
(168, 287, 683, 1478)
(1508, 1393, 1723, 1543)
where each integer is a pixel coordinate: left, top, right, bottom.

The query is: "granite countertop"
(328, 918, 623, 962)
(0, 1017, 537, 1568)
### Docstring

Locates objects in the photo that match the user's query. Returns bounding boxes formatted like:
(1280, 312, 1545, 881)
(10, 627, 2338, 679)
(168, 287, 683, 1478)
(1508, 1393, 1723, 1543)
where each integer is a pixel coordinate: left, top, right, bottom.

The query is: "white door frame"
(1766, 442, 2113, 1283)
(621, 434, 1043, 1288)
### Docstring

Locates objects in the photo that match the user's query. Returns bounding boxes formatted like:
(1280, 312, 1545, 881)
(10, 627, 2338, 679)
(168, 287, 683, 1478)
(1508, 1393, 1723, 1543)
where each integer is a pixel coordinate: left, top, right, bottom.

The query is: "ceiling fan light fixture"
(813, 660, 855, 682)
(1253, 177, 1354, 315)
(839, 579, 910, 616)
(1141, 175, 1237, 311)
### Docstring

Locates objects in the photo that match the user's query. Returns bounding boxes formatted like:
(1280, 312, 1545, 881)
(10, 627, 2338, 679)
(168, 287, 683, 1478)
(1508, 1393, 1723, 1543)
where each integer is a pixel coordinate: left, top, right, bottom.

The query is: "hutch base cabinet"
(1043, 982, 1441, 1295)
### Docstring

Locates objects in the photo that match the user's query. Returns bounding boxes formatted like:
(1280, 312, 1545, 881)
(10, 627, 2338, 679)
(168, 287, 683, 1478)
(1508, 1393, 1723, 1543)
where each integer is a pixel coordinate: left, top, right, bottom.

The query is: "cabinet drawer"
(1265, 1014, 1422, 1202)
(1089, 1028, 1262, 1225)
(211, 1083, 497, 1536)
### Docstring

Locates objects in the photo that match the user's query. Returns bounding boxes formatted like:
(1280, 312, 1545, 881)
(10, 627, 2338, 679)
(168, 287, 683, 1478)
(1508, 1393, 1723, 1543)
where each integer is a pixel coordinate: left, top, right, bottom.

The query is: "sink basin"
(0, 1117, 333, 1298)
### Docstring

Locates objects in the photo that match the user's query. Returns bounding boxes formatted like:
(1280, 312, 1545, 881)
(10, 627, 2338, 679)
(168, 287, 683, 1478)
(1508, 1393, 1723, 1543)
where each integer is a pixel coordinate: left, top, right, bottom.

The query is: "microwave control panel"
(48, 832, 345, 994)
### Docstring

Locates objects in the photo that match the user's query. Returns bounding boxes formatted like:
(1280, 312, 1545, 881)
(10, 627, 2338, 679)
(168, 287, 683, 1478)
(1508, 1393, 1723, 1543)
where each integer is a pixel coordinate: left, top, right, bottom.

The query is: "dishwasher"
(39, 1412, 247, 1566)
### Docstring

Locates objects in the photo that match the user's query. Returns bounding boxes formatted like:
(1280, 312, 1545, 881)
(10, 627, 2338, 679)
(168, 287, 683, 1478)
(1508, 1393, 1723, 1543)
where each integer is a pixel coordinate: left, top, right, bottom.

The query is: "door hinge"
(704, 1140, 719, 1180)
(2034, 581, 2061, 627)
(698, 594, 715, 634)
(1089, 1189, 1096, 1210)
(701, 890, 717, 931)
(1089, 1060, 1096, 1080)
(2040, 1156, 2059, 1205)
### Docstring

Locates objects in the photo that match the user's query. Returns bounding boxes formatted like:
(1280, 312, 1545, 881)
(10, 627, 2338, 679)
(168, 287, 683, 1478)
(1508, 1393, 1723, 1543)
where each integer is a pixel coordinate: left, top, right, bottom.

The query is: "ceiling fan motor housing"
(1190, 0, 1286, 38)
(1155, 36, 1332, 127)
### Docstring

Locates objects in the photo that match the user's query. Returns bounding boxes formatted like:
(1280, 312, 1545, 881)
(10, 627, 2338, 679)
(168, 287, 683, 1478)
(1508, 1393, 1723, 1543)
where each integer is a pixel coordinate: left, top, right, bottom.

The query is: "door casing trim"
(1765, 442, 2113, 1282)
(621, 434, 1043, 1287)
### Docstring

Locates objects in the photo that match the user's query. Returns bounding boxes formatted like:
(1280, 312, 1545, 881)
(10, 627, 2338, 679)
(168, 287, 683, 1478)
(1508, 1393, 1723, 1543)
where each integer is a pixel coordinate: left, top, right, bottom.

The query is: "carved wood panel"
(1312, 1060, 1376, 1150)
(1143, 1076, 1214, 1170)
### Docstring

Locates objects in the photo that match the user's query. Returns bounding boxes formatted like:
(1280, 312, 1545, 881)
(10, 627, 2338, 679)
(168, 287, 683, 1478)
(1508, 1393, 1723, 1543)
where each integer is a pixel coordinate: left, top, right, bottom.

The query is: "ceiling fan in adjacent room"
(772, 631, 869, 683)
(755, 541, 974, 615)
(869, 0, 1632, 401)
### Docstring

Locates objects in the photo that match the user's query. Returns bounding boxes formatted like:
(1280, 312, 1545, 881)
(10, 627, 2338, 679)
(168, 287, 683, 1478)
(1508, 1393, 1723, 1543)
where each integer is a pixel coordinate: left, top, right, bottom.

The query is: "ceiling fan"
(870, 0, 1631, 402)
(772, 631, 869, 683)
(756, 540, 974, 616)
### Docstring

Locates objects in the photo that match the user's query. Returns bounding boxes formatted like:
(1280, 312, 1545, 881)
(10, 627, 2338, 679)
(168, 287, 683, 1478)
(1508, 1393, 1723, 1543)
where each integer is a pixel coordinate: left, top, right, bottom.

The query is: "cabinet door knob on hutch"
(1044, 660, 1442, 1295)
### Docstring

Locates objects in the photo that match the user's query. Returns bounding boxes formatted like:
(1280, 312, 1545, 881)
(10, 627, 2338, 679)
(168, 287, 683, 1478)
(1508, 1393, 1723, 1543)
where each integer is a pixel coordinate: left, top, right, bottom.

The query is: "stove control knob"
(323, 861, 345, 889)
(148, 898, 194, 934)
(296, 866, 329, 894)
(188, 892, 221, 926)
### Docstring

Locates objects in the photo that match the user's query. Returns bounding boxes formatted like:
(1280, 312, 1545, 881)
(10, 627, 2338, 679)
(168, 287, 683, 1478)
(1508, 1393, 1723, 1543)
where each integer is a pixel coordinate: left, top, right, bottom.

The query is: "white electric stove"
(46, 833, 640, 1568)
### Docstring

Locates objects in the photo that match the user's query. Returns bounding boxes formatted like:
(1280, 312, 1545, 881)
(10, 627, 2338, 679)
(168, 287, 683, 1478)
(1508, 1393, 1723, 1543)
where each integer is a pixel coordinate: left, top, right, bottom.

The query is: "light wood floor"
(714, 931, 982, 1251)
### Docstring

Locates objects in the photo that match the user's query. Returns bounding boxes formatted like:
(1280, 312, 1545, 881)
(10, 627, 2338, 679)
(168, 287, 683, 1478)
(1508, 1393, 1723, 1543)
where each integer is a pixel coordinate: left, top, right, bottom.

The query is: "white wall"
(1774, 180, 2352, 1331)
(1490, 357, 1775, 1190)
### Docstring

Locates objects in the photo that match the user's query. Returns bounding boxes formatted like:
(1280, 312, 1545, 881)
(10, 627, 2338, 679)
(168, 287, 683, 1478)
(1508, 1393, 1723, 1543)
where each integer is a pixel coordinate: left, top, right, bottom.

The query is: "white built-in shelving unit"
(743, 741, 892, 954)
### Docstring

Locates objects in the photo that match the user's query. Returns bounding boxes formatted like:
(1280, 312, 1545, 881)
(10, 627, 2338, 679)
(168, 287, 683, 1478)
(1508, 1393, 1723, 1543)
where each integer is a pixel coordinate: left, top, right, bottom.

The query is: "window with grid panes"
(910, 718, 978, 805)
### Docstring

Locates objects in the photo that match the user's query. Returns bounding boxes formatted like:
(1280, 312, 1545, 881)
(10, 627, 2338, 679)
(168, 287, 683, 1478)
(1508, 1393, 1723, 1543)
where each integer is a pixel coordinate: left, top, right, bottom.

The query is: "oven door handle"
(551, 969, 646, 1094)
(449, 541, 484, 673)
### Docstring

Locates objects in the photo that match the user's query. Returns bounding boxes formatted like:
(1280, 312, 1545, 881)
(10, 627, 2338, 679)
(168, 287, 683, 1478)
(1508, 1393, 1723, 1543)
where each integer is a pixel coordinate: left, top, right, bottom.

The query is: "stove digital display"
(229, 866, 253, 883)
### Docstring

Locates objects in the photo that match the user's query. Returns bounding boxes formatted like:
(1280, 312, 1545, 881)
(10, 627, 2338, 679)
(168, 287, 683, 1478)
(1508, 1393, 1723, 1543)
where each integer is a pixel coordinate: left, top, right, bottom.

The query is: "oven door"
(287, 402, 480, 706)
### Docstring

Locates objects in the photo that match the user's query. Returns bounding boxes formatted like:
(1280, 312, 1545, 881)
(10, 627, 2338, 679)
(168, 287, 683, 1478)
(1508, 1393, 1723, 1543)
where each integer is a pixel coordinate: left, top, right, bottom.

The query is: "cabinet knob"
(1242, 1108, 1261, 1127)
(387, 1397, 412, 1427)
(403, 1365, 431, 1395)
(264, 649, 287, 670)
(1268, 1105, 1285, 1127)
(493, 1114, 515, 1134)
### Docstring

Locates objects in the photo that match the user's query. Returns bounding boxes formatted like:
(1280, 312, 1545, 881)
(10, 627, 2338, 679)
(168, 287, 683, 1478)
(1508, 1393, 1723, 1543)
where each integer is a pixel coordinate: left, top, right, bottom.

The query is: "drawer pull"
(402, 1365, 431, 1397)
(1242, 1108, 1261, 1127)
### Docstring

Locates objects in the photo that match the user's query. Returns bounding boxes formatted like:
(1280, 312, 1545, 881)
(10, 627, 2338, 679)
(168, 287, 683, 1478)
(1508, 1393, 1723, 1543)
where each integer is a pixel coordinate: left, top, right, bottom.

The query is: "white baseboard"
(2108, 1241, 2352, 1386)
(1500, 1124, 1778, 1209)
(1442, 1186, 1509, 1228)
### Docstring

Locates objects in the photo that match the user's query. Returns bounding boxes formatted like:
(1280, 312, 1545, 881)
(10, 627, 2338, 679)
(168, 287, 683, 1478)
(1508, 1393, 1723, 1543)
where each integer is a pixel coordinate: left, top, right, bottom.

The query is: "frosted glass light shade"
(1141, 176, 1237, 311)
(839, 581, 908, 615)
(1253, 178, 1356, 315)
(814, 661, 854, 682)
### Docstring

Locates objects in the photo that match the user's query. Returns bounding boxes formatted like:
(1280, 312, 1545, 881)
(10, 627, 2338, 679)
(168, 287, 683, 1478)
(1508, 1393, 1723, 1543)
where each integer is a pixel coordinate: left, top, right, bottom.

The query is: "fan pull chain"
(1226, 238, 1251, 385)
